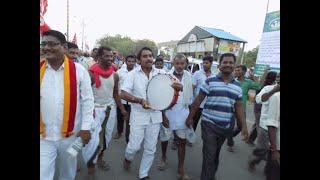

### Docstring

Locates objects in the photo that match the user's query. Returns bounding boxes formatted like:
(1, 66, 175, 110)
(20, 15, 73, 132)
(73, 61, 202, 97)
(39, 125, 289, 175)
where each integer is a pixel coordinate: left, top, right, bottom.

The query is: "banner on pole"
(254, 10, 280, 76)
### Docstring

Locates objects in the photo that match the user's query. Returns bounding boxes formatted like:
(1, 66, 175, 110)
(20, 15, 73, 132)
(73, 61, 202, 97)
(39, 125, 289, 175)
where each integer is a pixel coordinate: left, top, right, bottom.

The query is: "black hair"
(173, 54, 187, 62)
(67, 42, 78, 49)
(264, 71, 277, 86)
(155, 57, 164, 63)
(125, 55, 136, 61)
(83, 53, 90, 57)
(92, 48, 98, 51)
(42, 30, 66, 44)
(236, 65, 247, 73)
(219, 53, 236, 64)
(97, 46, 112, 57)
(202, 56, 213, 63)
(137, 47, 153, 60)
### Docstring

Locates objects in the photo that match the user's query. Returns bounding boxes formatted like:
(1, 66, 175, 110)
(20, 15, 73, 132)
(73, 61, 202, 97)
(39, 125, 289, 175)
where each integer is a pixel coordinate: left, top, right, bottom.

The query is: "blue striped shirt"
(200, 74, 242, 129)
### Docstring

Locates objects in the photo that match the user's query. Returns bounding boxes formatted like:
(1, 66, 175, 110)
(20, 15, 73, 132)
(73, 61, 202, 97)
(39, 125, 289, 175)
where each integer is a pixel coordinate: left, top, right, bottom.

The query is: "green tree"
(96, 35, 158, 57)
(134, 39, 158, 57)
(96, 34, 135, 57)
(243, 46, 259, 68)
(159, 50, 170, 60)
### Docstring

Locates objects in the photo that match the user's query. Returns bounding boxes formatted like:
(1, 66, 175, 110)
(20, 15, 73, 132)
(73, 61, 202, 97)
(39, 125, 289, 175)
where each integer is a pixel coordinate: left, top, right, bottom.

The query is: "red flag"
(40, 15, 50, 35)
(72, 34, 77, 45)
(40, 0, 48, 16)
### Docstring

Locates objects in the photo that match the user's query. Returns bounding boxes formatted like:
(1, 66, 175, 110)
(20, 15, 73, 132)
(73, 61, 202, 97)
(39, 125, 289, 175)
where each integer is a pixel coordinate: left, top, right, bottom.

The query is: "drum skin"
(146, 74, 179, 110)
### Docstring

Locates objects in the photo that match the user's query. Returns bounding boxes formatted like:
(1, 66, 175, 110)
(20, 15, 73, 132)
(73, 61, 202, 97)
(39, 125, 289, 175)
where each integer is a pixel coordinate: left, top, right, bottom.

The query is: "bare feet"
(123, 158, 131, 171)
(113, 133, 122, 139)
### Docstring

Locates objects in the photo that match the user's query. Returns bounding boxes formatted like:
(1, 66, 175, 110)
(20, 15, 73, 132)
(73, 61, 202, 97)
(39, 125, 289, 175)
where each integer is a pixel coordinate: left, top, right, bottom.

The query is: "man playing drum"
(158, 54, 193, 180)
(121, 47, 182, 180)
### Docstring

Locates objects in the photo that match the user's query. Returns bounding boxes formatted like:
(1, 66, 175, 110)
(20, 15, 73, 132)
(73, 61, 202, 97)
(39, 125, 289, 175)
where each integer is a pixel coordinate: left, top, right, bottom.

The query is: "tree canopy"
(96, 34, 158, 57)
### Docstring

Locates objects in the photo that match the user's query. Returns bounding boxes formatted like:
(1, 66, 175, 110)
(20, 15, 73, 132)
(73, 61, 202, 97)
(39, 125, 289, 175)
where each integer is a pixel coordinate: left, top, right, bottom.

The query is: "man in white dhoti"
(158, 54, 193, 180)
(88, 46, 128, 173)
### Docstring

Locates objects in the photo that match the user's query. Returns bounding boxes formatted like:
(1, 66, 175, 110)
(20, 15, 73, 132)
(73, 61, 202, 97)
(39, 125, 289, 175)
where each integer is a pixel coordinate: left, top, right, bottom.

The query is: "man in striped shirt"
(186, 53, 249, 180)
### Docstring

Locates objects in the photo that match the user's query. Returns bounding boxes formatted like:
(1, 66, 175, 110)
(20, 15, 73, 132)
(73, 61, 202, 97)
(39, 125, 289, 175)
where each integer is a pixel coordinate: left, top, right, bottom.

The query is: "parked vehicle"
(187, 57, 219, 75)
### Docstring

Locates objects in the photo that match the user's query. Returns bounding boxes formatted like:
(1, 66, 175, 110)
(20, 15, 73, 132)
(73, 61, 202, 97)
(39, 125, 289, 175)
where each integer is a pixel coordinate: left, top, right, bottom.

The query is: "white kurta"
(121, 67, 165, 178)
(40, 62, 94, 180)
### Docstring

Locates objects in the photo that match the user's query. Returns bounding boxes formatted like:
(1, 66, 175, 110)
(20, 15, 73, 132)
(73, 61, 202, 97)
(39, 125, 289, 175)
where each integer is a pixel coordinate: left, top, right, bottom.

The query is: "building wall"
(177, 41, 206, 53)
(204, 37, 214, 52)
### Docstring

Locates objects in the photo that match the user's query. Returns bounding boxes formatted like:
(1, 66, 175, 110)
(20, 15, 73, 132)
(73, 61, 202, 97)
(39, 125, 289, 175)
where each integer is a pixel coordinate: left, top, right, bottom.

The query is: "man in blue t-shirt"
(186, 53, 249, 180)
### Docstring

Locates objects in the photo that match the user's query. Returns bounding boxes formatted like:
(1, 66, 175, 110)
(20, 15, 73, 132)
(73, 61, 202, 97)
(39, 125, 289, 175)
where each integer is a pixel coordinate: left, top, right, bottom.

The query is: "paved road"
(75, 103, 266, 180)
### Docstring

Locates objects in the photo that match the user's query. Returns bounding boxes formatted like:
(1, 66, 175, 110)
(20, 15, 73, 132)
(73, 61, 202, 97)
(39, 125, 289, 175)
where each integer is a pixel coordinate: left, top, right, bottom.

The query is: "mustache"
(43, 49, 55, 54)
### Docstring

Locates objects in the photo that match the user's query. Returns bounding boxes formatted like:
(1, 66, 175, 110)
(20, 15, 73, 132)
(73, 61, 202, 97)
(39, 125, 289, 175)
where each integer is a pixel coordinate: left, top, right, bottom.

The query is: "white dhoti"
(40, 135, 77, 180)
(94, 105, 117, 149)
(82, 115, 102, 164)
(125, 123, 161, 178)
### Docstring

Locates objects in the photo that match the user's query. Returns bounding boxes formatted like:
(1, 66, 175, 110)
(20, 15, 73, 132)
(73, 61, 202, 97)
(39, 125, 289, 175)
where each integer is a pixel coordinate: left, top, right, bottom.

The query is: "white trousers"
(95, 106, 116, 149)
(125, 123, 161, 178)
(40, 135, 77, 180)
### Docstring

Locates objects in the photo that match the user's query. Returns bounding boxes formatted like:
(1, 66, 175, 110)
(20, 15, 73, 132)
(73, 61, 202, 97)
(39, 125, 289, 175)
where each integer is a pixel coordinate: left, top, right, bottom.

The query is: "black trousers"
(116, 104, 131, 143)
(193, 108, 203, 131)
(265, 151, 280, 180)
(201, 121, 227, 180)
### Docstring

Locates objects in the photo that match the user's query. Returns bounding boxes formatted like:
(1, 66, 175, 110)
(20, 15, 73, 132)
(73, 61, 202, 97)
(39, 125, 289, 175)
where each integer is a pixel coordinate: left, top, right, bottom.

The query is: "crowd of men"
(40, 29, 280, 180)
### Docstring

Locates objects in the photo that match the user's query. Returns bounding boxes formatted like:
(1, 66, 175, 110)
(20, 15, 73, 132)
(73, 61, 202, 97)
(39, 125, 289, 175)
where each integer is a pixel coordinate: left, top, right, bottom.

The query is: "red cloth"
(40, 16, 50, 35)
(89, 64, 115, 88)
(112, 63, 118, 71)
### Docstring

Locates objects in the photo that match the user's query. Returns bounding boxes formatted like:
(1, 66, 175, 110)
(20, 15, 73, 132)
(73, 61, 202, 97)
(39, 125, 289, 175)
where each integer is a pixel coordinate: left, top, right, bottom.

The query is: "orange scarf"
(40, 56, 77, 138)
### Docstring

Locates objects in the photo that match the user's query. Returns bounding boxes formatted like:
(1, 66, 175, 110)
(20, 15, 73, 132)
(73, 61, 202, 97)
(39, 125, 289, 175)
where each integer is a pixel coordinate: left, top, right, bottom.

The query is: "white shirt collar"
(46, 61, 65, 71)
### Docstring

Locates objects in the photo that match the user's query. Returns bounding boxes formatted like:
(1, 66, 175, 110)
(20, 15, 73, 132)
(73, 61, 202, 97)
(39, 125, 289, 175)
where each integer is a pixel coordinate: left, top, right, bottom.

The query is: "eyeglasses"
(40, 41, 61, 48)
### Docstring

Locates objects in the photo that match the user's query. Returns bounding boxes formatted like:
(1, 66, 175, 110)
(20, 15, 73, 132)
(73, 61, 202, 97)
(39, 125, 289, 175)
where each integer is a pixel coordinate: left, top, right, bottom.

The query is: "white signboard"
(255, 11, 280, 70)
(256, 31, 280, 68)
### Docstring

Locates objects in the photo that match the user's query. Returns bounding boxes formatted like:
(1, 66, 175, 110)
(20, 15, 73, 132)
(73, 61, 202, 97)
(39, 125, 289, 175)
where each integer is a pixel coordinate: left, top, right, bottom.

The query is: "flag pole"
(67, 0, 69, 41)
(266, 0, 270, 14)
(81, 19, 85, 51)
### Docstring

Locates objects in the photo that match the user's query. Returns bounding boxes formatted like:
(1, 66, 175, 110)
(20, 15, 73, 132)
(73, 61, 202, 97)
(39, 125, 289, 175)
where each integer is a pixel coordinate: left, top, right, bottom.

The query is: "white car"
(187, 57, 219, 75)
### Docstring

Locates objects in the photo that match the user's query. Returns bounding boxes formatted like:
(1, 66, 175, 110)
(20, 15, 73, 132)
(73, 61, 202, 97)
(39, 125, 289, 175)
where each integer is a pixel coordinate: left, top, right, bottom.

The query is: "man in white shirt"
(191, 56, 215, 131)
(264, 73, 280, 180)
(248, 71, 279, 172)
(154, 57, 168, 71)
(158, 54, 193, 180)
(66, 42, 91, 70)
(121, 47, 182, 180)
(40, 30, 94, 180)
(114, 55, 137, 142)
(264, 91, 280, 180)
